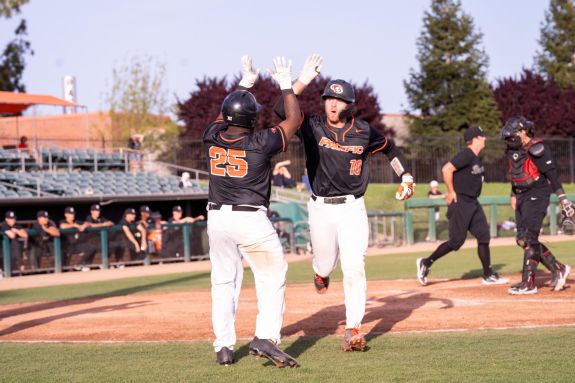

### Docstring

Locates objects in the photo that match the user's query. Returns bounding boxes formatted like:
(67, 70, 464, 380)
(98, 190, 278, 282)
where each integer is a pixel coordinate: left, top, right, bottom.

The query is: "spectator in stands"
(0, 211, 28, 275)
(28, 210, 60, 270)
(179, 172, 193, 189)
(76, 204, 114, 270)
(127, 134, 144, 172)
(59, 206, 88, 268)
(162, 205, 205, 258)
(272, 160, 296, 188)
(147, 211, 165, 255)
(18, 136, 28, 151)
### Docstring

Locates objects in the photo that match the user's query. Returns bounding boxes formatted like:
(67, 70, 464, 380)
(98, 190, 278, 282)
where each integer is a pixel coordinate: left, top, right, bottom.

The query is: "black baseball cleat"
(508, 282, 538, 295)
(249, 337, 299, 368)
(416, 258, 430, 286)
(216, 347, 234, 366)
(314, 273, 330, 294)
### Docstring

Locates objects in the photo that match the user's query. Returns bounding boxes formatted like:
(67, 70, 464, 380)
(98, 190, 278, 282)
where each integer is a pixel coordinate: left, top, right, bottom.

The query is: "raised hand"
(268, 56, 293, 90)
(238, 55, 259, 89)
(298, 53, 323, 85)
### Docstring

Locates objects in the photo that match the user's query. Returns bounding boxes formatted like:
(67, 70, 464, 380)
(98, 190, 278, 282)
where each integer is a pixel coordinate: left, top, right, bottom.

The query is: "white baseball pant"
(308, 195, 369, 329)
(208, 205, 287, 352)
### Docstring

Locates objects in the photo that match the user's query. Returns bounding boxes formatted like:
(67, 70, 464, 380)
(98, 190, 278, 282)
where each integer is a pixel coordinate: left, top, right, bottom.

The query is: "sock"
(477, 243, 492, 277)
(424, 242, 453, 267)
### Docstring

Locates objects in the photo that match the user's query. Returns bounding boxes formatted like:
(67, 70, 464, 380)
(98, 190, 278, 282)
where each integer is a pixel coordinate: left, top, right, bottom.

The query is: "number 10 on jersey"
(349, 159, 362, 176)
(209, 146, 248, 178)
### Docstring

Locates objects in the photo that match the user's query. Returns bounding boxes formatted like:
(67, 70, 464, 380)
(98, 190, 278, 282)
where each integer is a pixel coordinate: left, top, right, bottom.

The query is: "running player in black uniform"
(204, 56, 300, 367)
(275, 54, 414, 351)
(501, 116, 572, 294)
(417, 126, 509, 286)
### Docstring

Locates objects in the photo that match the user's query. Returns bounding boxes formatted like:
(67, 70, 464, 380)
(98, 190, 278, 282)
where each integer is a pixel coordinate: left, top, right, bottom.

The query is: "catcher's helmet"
(221, 90, 261, 128)
(321, 79, 355, 104)
(501, 116, 534, 140)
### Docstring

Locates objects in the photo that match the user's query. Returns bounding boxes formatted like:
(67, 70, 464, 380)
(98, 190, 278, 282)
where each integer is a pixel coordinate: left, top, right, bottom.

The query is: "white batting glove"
(238, 55, 259, 89)
(268, 56, 293, 90)
(395, 174, 415, 201)
(298, 53, 323, 85)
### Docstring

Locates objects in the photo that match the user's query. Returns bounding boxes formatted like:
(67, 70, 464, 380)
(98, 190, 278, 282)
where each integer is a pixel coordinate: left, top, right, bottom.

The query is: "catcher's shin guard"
(249, 337, 299, 368)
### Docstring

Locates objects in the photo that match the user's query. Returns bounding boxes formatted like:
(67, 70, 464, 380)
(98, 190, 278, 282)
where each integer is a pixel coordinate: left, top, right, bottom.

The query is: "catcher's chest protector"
(508, 139, 541, 188)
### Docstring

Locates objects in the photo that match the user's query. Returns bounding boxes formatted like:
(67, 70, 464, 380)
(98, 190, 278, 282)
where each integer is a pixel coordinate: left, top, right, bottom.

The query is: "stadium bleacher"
(0, 170, 205, 197)
(0, 146, 208, 198)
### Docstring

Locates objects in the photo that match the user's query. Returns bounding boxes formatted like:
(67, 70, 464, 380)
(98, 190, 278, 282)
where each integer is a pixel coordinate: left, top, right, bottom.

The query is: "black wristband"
(281, 88, 294, 96)
(236, 85, 250, 91)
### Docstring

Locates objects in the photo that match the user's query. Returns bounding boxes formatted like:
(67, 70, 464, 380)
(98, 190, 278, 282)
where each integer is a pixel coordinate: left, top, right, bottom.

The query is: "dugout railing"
(403, 193, 575, 245)
(1, 222, 205, 279)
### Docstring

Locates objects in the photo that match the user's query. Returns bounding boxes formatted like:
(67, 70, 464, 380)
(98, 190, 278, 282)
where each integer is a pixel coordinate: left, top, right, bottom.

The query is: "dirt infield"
(1, 275, 574, 343)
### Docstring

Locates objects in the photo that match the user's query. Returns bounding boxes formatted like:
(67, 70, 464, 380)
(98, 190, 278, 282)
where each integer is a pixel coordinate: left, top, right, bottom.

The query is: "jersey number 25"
(209, 146, 248, 178)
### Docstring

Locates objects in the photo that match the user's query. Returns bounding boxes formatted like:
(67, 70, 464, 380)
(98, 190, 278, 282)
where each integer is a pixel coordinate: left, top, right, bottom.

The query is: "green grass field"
(2, 240, 574, 305)
(1, 328, 574, 382)
(2, 240, 574, 382)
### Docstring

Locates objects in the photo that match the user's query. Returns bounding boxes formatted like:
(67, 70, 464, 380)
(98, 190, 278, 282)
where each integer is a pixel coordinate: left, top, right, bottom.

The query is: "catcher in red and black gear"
(501, 116, 572, 295)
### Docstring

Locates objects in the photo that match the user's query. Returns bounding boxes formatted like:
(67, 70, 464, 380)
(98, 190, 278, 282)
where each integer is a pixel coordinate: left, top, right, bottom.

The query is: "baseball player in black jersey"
(417, 126, 509, 286)
(204, 56, 300, 368)
(501, 116, 572, 295)
(275, 54, 415, 352)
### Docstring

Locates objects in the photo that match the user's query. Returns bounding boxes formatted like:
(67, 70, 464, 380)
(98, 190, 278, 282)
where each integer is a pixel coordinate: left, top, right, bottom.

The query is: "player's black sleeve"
(202, 120, 224, 142)
(253, 127, 286, 156)
(450, 148, 473, 170)
(368, 127, 411, 175)
(532, 144, 563, 193)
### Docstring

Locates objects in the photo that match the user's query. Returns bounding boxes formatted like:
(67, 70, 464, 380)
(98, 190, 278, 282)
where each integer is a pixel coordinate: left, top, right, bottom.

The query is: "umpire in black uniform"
(502, 116, 572, 295)
(417, 126, 508, 286)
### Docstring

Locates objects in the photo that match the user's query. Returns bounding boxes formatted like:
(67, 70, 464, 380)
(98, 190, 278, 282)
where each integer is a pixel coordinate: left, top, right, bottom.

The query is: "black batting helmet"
(221, 90, 261, 129)
(501, 116, 534, 140)
(321, 79, 355, 104)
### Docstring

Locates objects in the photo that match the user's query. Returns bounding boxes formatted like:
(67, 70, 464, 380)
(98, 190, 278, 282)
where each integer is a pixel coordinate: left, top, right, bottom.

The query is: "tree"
(493, 69, 575, 137)
(404, 0, 501, 138)
(104, 55, 179, 154)
(536, 0, 575, 88)
(177, 75, 392, 139)
(0, 0, 28, 18)
(0, 0, 32, 93)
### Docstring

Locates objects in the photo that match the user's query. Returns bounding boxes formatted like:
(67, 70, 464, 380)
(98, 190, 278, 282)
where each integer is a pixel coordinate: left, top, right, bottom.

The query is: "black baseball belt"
(311, 194, 363, 204)
(207, 204, 260, 212)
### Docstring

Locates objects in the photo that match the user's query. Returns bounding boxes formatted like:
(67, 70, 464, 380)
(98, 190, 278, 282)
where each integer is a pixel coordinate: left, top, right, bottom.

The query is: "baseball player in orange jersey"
(275, 54, 415, 351)
(204, 56, 300, 368)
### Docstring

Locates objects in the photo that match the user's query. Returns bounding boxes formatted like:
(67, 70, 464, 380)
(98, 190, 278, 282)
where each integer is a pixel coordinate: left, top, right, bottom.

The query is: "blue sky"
(1, 0, 549, 115)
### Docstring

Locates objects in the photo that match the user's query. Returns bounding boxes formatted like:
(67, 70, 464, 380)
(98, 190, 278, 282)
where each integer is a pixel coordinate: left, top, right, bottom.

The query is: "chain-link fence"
(4, 135, 574, 185)
(173, 136, 575, 185)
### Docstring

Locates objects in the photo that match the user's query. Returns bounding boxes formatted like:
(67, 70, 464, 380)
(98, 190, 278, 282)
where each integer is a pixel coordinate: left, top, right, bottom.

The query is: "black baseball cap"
(37, 210, 49, 218)
(5, 211, 16, 219)
(464, 125, 485, 142)
(140, 205, 151, 213)
(64, 206, 75, 214)
(172, 205, 183, 212)
(151, 211, 162, 219)
(124, 208, 136, 215)
(90, 204, 101, 211)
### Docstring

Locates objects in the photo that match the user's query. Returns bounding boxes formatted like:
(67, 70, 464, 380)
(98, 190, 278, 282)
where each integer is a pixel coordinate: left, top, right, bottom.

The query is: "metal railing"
(403, 194, 575, 245)
(1, 222, 205, 278)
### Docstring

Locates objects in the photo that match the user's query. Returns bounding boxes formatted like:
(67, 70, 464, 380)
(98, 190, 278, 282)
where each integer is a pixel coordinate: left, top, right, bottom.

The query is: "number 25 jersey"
(203, 120, 287, 207)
